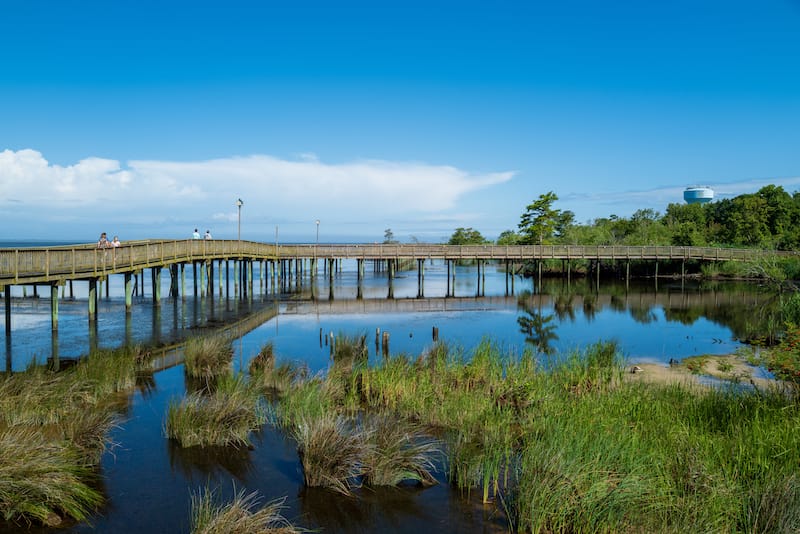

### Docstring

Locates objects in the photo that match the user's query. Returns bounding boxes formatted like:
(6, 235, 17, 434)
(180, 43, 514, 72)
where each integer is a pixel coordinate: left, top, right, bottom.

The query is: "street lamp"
(236, 198, 243, 241)
(315, 220, 320, 246)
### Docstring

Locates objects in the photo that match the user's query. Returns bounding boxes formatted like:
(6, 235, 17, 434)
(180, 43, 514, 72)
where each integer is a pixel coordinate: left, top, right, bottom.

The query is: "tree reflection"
(553, 293, 575, 322)
(629, 305, 658, 324)
(582, 294, 597, 322)
(517, 303, 558, 355)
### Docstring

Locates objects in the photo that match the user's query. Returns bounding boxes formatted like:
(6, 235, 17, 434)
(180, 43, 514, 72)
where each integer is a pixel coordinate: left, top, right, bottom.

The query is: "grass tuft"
(166, 374, 264, 448)
(184, 336, 234, 379)
(0, 426, 103, 526)
(191, 486, 299, 534)
(290, 413, 367, 495)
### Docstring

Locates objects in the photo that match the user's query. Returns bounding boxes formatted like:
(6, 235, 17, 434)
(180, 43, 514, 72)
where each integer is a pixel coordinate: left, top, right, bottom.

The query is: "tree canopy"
(451, 184, 800, 251)
(448, 227, 487, 245)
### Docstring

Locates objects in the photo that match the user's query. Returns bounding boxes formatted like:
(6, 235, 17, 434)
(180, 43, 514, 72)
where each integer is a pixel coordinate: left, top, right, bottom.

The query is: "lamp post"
(315, 220, 320, 247)
(236, 198, 243, 241)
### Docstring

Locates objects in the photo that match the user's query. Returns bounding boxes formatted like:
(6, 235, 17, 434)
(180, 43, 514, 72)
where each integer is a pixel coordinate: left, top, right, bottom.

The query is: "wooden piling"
(50, 283, 58, 331)
(382, 331, 390, 357)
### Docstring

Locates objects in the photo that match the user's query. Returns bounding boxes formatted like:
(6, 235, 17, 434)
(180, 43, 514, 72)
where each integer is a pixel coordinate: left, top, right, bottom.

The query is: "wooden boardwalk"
(1, 239, 793, 337)
(0, 240, 789, 286)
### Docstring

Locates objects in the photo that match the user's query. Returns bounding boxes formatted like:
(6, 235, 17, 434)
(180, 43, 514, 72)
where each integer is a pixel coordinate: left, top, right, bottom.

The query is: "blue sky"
(1, 0, 799, 243)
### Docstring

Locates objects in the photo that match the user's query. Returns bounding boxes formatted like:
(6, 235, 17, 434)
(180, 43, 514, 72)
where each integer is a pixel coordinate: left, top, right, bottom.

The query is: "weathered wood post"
(387, 259, 394, 299)
(208, 261, 215, 296)
(432, 326, 439, 341)
(219, 260, 224, 297)
(50, 283, 58, 331)
(199, 262, 206, 298)
(125, 272, 133, 313)
(357, 259, 364, 299)
(417, 258, 424, 298)
(88, 278, 97, 322)
(451, 260, 456, 297)
(476, 260, 481, 296)
(481, 259, 486, 296)
(248, 260, 254, 297)
(4, 287, 11, 335)
(234, 260, 240, 297)
(446, 260, 451, 297)
(152, 267, 162, 306)
(382, 331, 390, 357)
(193, 262, 198, 297)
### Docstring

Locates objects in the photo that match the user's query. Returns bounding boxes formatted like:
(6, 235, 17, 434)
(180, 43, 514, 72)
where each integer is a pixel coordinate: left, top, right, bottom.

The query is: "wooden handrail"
(1, 241, 796, 286)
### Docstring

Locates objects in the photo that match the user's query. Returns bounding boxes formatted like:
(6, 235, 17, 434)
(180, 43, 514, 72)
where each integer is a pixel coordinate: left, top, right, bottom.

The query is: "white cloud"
(0, 149, 514, 238)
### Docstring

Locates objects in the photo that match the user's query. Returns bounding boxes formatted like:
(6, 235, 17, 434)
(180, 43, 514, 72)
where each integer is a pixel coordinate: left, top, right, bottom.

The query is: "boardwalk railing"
(0, 240, 794, 286)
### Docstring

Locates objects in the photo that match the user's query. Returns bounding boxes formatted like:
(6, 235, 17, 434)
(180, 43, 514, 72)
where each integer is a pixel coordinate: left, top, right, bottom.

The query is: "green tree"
(519, 192, 561, 245)
(448, 227, 487, 245)
(383, 228, 398, 244)
(496, 230, 519, 245)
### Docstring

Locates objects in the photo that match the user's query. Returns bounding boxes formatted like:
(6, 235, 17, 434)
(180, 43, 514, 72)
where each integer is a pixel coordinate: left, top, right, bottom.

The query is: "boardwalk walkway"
(0, 240, 788, 286)
(1, 239, 793, 337)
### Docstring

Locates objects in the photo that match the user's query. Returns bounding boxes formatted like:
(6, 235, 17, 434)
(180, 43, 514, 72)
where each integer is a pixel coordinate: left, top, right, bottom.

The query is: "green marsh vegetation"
(165, 373, 266, 449)
(190, 486, 299, 534)
(0, 345, 153, 526)
(183, 335, 234, 380)
(256, 335, 800, 533)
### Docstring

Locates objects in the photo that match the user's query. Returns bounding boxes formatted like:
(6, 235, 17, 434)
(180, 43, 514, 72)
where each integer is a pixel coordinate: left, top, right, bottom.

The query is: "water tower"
(684, 186, 714, 204)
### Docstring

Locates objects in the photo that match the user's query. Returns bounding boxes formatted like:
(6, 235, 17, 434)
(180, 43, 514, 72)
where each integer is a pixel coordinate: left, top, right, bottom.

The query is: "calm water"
(0, 251, 780, 532)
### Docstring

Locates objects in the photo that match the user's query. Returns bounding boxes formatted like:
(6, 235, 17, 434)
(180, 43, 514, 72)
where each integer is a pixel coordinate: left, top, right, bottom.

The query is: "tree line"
(448, 184, 800, 250)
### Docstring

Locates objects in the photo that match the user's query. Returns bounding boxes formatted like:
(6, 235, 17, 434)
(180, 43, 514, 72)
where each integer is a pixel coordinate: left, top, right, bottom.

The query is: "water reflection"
(516, 295, 558, 355)
(167, 441, 254, 483)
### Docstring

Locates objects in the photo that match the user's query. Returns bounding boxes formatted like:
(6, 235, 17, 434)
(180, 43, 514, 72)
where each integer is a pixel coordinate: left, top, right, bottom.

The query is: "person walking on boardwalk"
(204, 230, 212, 240)
(192, 229, 200, 239)
(97, 232, 110, 248)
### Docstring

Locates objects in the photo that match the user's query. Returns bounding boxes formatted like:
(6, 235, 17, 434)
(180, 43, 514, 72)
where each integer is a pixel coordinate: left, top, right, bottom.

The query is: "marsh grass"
(290, 413, 367, 495)
(0, 426, 103, 526)
(362, 415, 439, 487)
(191, 486, 298, 534)
(264, 333, 800, 532)
(0, 345, 159, 525)
(249, 345, 309, 398)
(184, 336, 234, 379)
(166, 374, 265, 448)
(249, 341, 275, 375)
